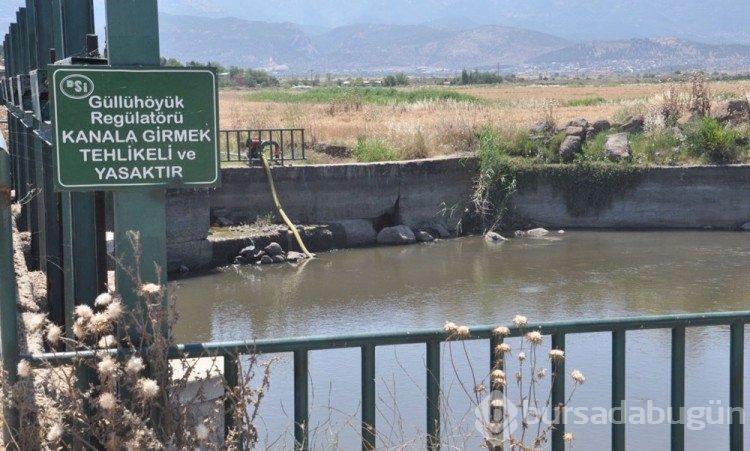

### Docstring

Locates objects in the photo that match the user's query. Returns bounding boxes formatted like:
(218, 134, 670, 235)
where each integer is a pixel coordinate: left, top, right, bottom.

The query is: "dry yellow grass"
(219, 80, 750, 161)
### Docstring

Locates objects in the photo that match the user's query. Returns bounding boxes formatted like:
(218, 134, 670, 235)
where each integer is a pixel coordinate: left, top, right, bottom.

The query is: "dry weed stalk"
(2, 230, 274, 450)
(444, 316, 583, 450)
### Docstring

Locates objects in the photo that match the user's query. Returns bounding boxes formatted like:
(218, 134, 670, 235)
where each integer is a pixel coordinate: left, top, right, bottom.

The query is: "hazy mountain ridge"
(158, 13, 750, 76)
(157, 0, 750, 44)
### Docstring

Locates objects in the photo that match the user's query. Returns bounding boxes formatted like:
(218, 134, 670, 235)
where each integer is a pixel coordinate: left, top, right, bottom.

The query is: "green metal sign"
(50, 66, 219, 190)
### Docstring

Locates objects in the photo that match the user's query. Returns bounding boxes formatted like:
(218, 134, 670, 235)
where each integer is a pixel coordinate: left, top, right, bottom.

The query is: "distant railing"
(22, 310, 749, 451)
(218, 128, 306, 164)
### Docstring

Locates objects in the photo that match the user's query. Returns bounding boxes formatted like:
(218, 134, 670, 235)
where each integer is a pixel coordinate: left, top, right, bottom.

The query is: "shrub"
(354, 137, 398, 162)
(684, 117, 742, 163)
(629, 130, 683, 165)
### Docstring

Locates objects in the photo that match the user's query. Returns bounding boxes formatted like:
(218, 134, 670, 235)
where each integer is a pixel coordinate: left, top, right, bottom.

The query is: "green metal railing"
(21, 310, 749, 450)
(218, 128, 306, 163)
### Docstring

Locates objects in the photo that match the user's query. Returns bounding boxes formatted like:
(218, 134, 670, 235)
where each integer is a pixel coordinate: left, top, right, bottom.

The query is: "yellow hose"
(260, 151, 314, 259)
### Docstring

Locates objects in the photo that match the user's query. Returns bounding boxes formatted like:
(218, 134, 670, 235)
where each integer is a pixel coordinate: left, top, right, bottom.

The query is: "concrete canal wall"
(165, 159, 750, 271)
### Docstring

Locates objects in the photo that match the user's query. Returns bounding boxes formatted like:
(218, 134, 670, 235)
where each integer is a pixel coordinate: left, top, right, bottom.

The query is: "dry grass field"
(218, 80, 750, 163)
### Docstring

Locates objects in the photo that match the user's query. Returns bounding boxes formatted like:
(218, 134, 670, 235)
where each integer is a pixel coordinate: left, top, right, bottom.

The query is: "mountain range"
(157, 0, 750, 45)
(2, 1, 750, 76)
(157, 13, 750, 76)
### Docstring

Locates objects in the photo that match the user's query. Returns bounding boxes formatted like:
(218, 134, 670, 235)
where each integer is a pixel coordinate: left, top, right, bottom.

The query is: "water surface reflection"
(172, 231, 750, 450)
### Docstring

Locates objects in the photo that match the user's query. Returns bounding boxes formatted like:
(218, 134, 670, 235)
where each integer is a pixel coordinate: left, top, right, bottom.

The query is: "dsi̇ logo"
(59, 74, 95, 99)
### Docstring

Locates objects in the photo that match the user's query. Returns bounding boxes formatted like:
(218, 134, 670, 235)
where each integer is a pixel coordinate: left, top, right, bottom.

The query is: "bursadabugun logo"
(59, 74, 95, 100)
(474, 390, 519, 446)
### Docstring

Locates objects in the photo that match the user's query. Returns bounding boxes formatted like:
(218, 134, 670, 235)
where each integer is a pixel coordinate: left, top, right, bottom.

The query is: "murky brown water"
(172, 231, 750, 450)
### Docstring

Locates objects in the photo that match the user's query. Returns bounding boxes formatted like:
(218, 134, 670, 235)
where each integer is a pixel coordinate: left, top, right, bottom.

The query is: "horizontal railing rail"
(23, 310, 750, 451)
(218, 128, 306, 164)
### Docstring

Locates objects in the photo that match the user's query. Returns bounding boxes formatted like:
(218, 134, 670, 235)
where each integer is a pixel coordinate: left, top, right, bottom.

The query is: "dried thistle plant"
(444, 315, 583, 451)
(1, 230, 275, 450)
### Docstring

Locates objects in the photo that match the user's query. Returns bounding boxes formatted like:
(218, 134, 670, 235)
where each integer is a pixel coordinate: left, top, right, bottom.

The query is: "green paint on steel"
(0, 131, 20, 445)
(426, 340, 440, 451)
(24, 0, 38, 69)
(49, 66, 220, 190)
(19, 311, 750, 450)
(361, 345, 376, 450)
(294, 350, 309, 450)
(105, 0, 169, 354)
(611, 330, 626, 451)
(551, 333, 566, 451)
(671, 327, 685, 451)
(105, 0, 159, 66)
(729, 323, 744, 450)
(224, 355, 239, 448)
(32, 0, 54, 67)
(58, 0, 94, 59)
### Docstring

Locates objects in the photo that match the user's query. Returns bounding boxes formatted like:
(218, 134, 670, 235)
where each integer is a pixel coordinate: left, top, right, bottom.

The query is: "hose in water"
(259, 147, 314, 259)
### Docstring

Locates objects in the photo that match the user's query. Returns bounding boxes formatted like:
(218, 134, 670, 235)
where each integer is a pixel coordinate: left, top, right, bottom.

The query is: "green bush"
(684, 117, 742, 163)
(354, 137, 398, 162)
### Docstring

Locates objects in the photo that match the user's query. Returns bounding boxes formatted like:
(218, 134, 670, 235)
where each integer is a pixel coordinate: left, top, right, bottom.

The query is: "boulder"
(286, 251, 307, 262)
(376, 225, 416, 245)
(711, 99, 750, 125)
(566, 118, 590, 129)
(741, 222, 750, 231)
(238, 244, 256, 260)
(484, 231, 508, 242)
(619, 115, 644, 134)
(336, 219, 378, 247)
(530, 119, 555, 136)
(605, 132, 631, 161)
(589, 119, 611, 136)
(564, 125, 587, 139)
(559, 136, 582, 161)
(526, 228, 549, 237)
(416, 230, 435, 242)
(425, 221, 452, 238)
(264, 242, 284, 257)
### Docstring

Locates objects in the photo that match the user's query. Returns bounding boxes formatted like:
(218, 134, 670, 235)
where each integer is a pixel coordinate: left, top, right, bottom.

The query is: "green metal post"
(0, 132, 20, 447)
(551, 333, 566, 451)
(224, 354, 239, 448)
(611, 330, 626, 451)
(106, 0, 167, 338)
(294, 350, 309, 450)
(670, 327, 685, 451)
(24, 0, 38, 70)
(361, 344, 376, 450)
(426, 340, 441, 451)
(488, 333, 504, 451)
(55, 0, 104, 318)
(729, 323, 744, 451)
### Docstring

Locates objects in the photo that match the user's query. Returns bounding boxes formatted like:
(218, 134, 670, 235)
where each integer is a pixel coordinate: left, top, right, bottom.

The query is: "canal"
(173, 231, 750, 450)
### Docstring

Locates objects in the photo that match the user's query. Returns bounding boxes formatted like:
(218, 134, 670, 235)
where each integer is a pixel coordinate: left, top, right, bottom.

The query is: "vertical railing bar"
(301, 129, 306, 159)
(551, 332, 566, 451)
(290, 130, 296, 160)
(294, 349, 309, 451)
(224, 353, 240, 449)
(488, 332, 504, 450)
(361, 344, 376, 450)
(0, 130, 20, 445)
(226, 130, 232, 161)
(729, 323, 744, 451)
(670, 326, 685, 451)
(426, 340, 441, 451)
(612, 330, 626, 451)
